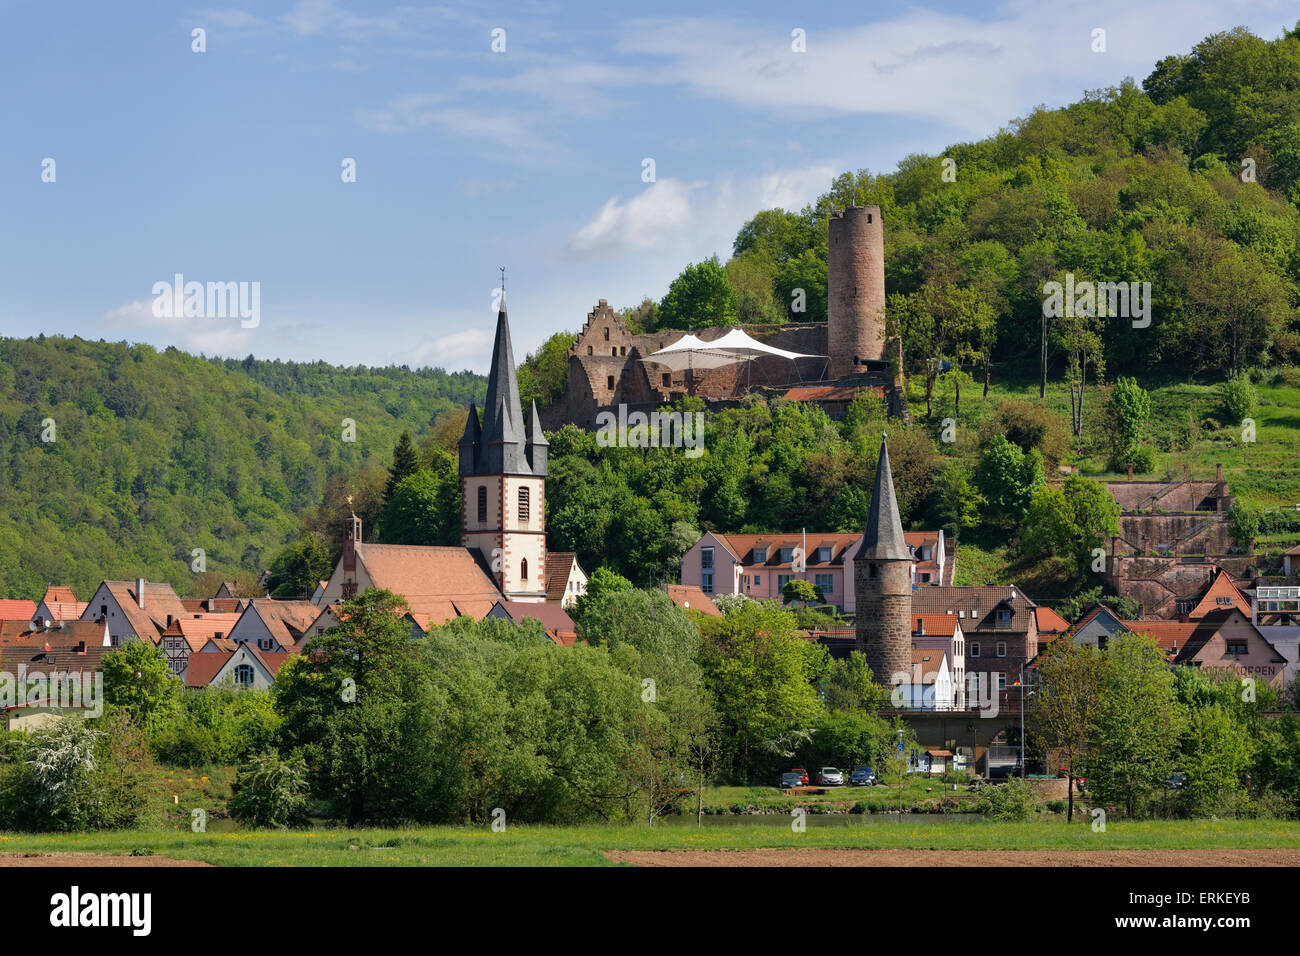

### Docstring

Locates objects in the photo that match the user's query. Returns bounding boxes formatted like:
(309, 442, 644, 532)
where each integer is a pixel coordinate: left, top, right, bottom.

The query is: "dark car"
(779, 772, 804, 789)
(849, 767, 876, 787)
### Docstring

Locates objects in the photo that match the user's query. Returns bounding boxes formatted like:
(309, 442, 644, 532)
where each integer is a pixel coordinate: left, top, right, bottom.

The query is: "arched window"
(521, 558, 529, 582)
(477, 485, 488, 523)
(518, 486, 530, 522)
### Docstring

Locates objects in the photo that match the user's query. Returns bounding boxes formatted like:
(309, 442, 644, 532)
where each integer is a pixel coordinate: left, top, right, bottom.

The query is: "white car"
(816, 767, 844, 786)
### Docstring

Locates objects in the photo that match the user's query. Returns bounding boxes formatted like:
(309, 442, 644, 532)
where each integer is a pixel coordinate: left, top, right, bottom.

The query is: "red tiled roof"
(184, 652, 231, 687)
(1187, 568, 1250, 620)
(354, 543, 502, 628)
(1034, 607, 1071, 633)
(0, 619, 107, 648)
(160, 614, 243, 652)
(664, 584, 723, 617)
(0, 600, 37, 621)
(492, 601, 577, 645)
(545, 552, 580, 603)
(41, 586, 78, 604)
(913, 613, 960, 636)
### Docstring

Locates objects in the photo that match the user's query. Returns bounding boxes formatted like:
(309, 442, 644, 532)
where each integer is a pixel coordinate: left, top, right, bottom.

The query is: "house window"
(1227, 641, 1247, 655)
(996, 642, 1007, 658)
(869, 564, 878, 579)
(663, 373, 671, 387)
(586, 345, 593, 356)
(603, 327, 610, 340)
(612, 348, 617, 357)
(258, 638, 273, 651)
(997, 673, 1007, 691)
(970, 643, 980, 658)
(753, 574, 761, 586)
(753, 547, 767, 562)
(477, 485, 488, 523)
(235, 664, 254, 686)
(620, 346, 626, 355)
(816, 546, 832, 563)
(701, 547, 714, 570)
(779, 547, 794, 563)
(701, 571, 714, 594)
(519, 487, 530, 522)
(815, 574, 833, 595)
(996, 609, 1012, 626)
(607, 375, 615, 390)
(777, 574, 792, 591)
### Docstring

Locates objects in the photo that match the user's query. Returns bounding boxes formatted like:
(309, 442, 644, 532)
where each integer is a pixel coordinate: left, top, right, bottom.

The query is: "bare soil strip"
(603, 848, 1300, 867)
(0, 852, 213, 867)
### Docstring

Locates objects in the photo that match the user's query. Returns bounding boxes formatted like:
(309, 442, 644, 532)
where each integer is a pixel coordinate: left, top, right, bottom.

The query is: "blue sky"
(2, 0, 1296, 373)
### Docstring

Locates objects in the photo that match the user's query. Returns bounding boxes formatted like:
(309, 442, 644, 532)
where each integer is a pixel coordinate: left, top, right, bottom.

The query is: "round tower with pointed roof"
(855, 433, 912, 688)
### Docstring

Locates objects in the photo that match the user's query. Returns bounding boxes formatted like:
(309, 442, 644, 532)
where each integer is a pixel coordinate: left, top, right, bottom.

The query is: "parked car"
(1165, 771, 1187, 789)
(790, 768, 810, 785)
(779, 772, 804, 789)
(816, 767, 844, 786)
(849, 767, 876, 786)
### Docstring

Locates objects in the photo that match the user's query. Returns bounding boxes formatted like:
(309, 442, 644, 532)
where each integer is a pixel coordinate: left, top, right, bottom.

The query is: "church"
(316, 291, 583, 630)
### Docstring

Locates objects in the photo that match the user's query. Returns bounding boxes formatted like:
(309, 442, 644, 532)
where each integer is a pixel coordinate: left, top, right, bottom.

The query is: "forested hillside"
(0, 336, 483, 600)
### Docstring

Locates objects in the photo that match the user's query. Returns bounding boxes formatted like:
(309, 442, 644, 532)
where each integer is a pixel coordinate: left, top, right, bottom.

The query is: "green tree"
(228, 751, 310, 828)
(698, 601, 827, 780)
(1031, 638, 1103, 821)
(380, 454, 459, 546)
(383, 431, 420, 505)
(930, 460, 982, 538)
(1021, 475, 1121, 579)
(574, 566, 634, 619)
(781, 578, 823, 607)
(975, 435, 1045, 523)
(1084, 632, 1185, 817)
(101, 640, 179, 727)
(266, 532, 333, 599)
(659, 258, 738, 330)
(1105, 377, 1152, 471)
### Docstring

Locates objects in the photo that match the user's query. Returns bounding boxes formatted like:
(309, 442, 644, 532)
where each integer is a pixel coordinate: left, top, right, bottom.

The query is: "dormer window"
(753, 546, 767, 563)
(779, 547, 794, 563)
(816, 547, 832, 563)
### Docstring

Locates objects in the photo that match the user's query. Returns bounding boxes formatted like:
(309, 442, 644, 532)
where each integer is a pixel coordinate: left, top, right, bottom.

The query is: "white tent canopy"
(642, 329, 826, 371)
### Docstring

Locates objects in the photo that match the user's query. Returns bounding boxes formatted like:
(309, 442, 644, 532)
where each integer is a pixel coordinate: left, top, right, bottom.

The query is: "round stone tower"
(855, 434, 912, 688)
(827, 205, 886, 380)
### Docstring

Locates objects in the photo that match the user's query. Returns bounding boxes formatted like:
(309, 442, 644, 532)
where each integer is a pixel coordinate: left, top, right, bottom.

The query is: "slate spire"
(861, 433, 909, 560)
(466, 287, 530, 475)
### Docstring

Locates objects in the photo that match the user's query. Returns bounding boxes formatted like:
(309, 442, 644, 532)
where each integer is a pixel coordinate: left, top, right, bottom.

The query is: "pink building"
(679, 529, 951, 613)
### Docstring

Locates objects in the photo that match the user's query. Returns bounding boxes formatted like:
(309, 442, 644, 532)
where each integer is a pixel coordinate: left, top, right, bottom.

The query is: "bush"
(228, 751, 310, 828)
(972, 777, 1039, 820)
(0, 714, 152, 831)
(1219, 375, 1257, 423)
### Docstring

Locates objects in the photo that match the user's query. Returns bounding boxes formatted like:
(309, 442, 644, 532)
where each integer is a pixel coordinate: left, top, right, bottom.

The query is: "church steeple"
(464, 287, 531, 477)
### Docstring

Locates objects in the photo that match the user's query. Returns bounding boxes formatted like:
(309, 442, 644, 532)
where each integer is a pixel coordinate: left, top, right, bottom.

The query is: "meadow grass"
(2, 819, 1298, 866)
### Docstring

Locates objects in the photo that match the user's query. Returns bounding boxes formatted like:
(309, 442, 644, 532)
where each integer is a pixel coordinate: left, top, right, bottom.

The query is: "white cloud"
(408, 326, 495, 373)
(567, 164, 837, 260)
(99, 297, 256, 356)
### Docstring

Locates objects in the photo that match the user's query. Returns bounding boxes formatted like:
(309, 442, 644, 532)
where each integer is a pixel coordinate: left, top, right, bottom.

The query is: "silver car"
(816, 767, 844, 786)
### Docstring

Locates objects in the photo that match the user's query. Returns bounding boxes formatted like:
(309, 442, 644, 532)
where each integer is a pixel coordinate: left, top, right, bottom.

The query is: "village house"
(680, 529, 951, 612)
(912, 614, 966, 708)
(79, 579, 189, 645)
(486, 601, 578, 645)
(911, 585, 1041, 706)
(185, 641, 292, 691)
(33, 586, 87, 624)
(158, 613, 241, 677)
(896, 647, 955, 711)
(545, 552, 588, 608)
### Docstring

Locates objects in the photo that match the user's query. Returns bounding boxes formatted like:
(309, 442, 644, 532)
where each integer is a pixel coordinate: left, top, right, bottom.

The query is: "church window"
(607, 375, 615, 390)
(477, 486, 488, 523)
(518, 487, 530, 522)
(521, 557, 529, 581)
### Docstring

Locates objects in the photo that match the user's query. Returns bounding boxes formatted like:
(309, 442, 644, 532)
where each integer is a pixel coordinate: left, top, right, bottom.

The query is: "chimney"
(135, 578, 146, 610)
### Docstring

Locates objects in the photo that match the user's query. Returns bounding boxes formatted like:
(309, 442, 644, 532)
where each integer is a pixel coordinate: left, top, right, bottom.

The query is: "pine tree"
(383, 431, 419, 505)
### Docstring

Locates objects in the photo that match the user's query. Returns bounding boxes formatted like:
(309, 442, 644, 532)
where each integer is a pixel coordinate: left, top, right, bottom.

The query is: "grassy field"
(2, 819, 1298, 866)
